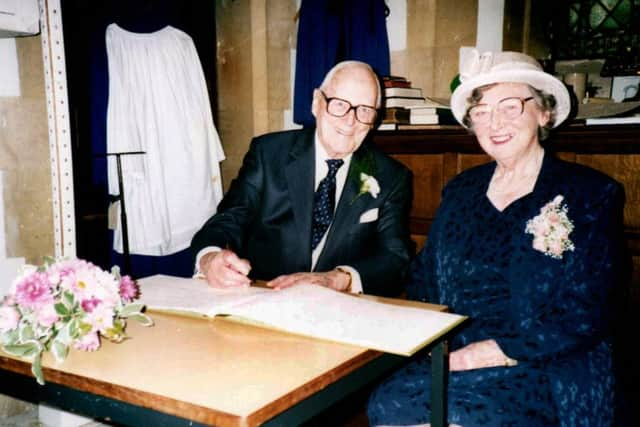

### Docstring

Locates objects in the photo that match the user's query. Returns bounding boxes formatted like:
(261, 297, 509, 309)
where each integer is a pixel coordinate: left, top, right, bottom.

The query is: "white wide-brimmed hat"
(450, 49, 571, 128)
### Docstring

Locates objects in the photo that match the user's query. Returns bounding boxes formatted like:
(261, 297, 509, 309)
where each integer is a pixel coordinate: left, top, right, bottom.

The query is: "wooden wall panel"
(457, 154, 491, 174)
(572, 154, 640, 230)
(374, 125, 640, 302)
(392, 154, 444, 223)
(555, 152, 576, 162)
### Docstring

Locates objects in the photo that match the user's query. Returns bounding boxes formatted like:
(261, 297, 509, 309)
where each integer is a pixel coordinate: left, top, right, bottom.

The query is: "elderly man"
(191, 60, 412, 296)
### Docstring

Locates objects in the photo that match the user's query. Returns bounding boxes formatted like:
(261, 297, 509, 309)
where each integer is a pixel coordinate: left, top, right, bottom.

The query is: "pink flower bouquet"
(0, 257, 153, 384)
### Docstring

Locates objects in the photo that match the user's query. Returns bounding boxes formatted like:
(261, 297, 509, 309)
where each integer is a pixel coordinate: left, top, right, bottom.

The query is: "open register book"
(137, 275, 466, 356)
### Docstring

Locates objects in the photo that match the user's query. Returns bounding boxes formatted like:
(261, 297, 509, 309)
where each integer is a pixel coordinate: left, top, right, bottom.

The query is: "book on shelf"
(576, 101, 640, 120)
(402, 108, 457, 125)
(410, 114, 439, 125)
(385, 95, 452, 110)
(397, 124, 457, 130)
(385, 97, 428, 108)
(384, 87, 423, 98)
(383, 80, 412, 88)
(379, 107, 410, 129)
(137, 275, 466, 356)
(382, 75, 411, 88)
(409, 106, 438, 116)
(377, 122, 397, 131)
(397, 109, 458, 127)
(585, 116, 640, 125)
(383, 107, 411, 123)
(404, 97, 451, 110)
(383, 75, 408, 82)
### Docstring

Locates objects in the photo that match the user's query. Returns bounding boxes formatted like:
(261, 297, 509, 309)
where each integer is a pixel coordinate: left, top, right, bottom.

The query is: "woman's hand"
(449, 339, 517, 371)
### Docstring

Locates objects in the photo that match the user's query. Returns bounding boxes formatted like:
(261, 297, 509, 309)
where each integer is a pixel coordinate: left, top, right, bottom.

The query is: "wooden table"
(0, 298, 453, 427)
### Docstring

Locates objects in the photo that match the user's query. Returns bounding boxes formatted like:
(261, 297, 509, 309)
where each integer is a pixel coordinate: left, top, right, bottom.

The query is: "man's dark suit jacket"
(191, 128, 413, 296)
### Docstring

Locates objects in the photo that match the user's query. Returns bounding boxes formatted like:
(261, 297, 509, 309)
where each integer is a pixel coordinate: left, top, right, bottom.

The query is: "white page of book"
(138, 274, 272, 316)
(138, 275, 466, 356)
(224, 284, 464, 355)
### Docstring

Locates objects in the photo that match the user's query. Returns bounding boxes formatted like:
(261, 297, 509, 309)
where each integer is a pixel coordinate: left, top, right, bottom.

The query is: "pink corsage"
(525, 195, 575, 259)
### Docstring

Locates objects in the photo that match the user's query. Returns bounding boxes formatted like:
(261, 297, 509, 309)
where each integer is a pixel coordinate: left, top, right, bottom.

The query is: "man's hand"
(200, 249, 251, 288)
(267, 269, 351, 292)
(448, 339, 516, 371)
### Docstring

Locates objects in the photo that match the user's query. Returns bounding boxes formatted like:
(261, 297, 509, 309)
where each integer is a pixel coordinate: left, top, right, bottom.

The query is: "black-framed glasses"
(320, 90, 378, 125)
(467, 97, 534, 125)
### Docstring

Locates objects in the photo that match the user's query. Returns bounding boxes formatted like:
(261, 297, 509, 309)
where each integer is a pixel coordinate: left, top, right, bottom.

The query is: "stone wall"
(0, 34, 52, 418)
(214, 0, 479, 189)
(0, 35, 53, 263)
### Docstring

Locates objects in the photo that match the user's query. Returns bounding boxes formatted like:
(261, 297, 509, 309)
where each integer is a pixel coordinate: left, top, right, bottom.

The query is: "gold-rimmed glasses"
(468, 96, 534, 125)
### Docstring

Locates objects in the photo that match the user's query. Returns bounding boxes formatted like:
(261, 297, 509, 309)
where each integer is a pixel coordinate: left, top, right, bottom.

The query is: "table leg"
(430, 339, 448, 427)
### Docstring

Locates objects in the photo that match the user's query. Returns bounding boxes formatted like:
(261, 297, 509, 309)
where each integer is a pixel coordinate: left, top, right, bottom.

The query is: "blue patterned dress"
(368, 153, 626, 426)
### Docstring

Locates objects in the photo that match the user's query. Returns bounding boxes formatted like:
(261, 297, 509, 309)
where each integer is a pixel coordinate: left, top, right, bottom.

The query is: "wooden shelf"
(373, 123, 640, 154)
(372, 123, 640, 260)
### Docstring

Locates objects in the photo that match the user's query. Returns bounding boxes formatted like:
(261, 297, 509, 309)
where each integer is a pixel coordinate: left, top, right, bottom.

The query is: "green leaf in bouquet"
(37, 256, 56, 273)
(40, 329, 54, 349)
(55, 302, 69, 316)
(19, 323, 35, 342)
(55, 321, 72, 346)
(68, 318, 80, 338)
(42, 255, 56, 267)
(51, 339, 69, 363)
(4, 341, 41, 358)
(105, 319, 127, 342)
(32, 352, 45, 385)
(128, 313, 154, 327)
(77, 321, 92, 337)
(1, 329, 19, 346)
(63, 290, 76, 308)
(119, 303, 145, 317)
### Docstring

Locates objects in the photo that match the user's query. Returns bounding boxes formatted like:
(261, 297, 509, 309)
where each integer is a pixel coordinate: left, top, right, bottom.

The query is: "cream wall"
(216, 0, 298, 189)
(215, 0, 478, 190)
(396, 0, 477, 99)
(0, 35, 53, 263)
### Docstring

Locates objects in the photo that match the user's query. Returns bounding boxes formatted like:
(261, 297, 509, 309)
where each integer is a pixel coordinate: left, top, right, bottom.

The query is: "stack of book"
(378, 76, 422, 130)
(378, 77, 457, 130)
(378, 106, 410, 130)
(402, 100, 457, 128)
(382, 76, 427, 109)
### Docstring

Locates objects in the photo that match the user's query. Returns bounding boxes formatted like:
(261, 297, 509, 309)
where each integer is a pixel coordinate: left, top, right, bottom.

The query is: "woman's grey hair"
(462, 83, 557, 141)
(319, 60, 382, 108)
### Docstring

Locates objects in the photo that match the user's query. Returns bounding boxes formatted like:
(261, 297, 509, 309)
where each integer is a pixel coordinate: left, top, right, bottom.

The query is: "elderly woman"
(367, 50, 627, 426)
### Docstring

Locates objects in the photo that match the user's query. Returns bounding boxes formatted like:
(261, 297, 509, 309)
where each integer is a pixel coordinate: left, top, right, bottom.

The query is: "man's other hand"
(266, 269, 351, 292)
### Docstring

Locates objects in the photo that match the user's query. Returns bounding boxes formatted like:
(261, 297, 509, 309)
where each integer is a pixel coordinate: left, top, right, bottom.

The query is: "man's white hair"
(318, 60, 381, 108)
